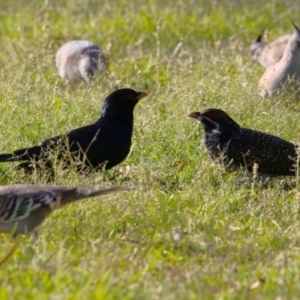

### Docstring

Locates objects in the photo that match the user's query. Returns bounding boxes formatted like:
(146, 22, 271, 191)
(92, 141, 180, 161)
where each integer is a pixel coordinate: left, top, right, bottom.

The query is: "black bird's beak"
(136, 91, 149, 100)
(188, 112, 202, 121)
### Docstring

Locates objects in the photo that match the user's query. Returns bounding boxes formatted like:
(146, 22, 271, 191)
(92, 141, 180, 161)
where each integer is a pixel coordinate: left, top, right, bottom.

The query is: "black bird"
(0, 88, 148, 172)
(189, 108, 298, 177)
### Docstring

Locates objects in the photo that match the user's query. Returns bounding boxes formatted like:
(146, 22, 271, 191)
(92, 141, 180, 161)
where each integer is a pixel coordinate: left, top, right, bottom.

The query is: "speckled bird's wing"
(228, 128, 297, 175)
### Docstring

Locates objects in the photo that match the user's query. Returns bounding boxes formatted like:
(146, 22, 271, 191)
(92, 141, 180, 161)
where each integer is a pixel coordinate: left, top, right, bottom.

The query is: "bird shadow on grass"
(0, 238, 20, 267)
(226, 169, 297, 192)
(269, 82, 300, 110)
(100, 167, 133, 185)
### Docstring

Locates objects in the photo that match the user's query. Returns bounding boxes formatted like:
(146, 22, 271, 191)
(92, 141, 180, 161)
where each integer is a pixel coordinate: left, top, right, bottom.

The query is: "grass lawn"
(1, 0, 300, 298)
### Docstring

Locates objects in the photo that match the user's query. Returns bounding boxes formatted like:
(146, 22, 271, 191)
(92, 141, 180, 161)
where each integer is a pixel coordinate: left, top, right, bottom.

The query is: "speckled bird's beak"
(188, 112, 202, 120)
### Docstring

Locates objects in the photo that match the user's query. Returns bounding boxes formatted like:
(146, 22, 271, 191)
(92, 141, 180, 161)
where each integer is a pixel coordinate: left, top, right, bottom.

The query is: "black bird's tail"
(0, 153, 19, 162)
(0, 146, 42, 163)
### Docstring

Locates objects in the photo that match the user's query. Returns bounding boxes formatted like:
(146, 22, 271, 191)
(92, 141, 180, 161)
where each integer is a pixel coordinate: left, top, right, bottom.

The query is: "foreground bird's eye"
(297, 41, 300, 47)
(127, 94, 135, 100)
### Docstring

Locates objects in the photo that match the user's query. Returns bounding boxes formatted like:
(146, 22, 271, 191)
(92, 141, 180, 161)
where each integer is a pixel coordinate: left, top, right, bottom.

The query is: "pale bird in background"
(258, 23, 300, 97)
(56, 40, 108, 84)
(250, 30, 291, 68)
(0, 184, 129, 234)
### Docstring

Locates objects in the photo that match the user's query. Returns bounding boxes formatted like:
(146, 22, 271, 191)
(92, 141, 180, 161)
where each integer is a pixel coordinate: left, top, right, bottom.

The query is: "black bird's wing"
(66, 122, 132, 170)
(0, 121, 132, 171)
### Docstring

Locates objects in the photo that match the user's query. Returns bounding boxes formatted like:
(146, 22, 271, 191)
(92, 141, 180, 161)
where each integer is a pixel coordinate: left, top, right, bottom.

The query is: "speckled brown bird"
(0, 184, 130, 234)
(189, 108, 298, 177)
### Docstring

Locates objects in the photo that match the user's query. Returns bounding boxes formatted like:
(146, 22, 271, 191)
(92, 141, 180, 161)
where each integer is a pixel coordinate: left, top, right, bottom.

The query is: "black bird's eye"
(127, 94, 135, 100)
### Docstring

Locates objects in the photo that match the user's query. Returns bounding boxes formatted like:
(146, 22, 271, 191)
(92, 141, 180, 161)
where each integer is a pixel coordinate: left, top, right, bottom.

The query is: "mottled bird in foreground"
(189, 108, 298, 177)
(56, 40, 108, 84)
(258, 23, 300, 97)
(0, 184, 129, 234)
(0, 88, 148, 173)
(250, 30, 291, 68)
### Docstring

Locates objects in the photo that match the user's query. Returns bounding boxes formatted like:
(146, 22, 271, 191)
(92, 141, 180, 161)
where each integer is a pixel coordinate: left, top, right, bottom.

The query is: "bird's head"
(101, 88, 148, 122)
(188, 108, 240, 133)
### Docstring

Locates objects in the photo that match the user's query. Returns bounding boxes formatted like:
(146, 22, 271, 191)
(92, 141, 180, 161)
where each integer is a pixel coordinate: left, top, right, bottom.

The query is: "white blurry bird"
(250, 30, 291, 68)
(258, 23, 300, 97)
(0, 184, 129, 234)
(56, 40, 108, 84)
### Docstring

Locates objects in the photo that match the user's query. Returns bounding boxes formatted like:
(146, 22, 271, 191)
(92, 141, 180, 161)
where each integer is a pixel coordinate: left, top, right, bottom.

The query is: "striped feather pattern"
(0, 190, 56, 222)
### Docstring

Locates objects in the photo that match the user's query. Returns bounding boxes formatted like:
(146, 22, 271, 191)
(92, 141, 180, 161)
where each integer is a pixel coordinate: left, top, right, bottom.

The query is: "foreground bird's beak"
(188, 112, 202, 120)
(136, 91, 149, 100)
